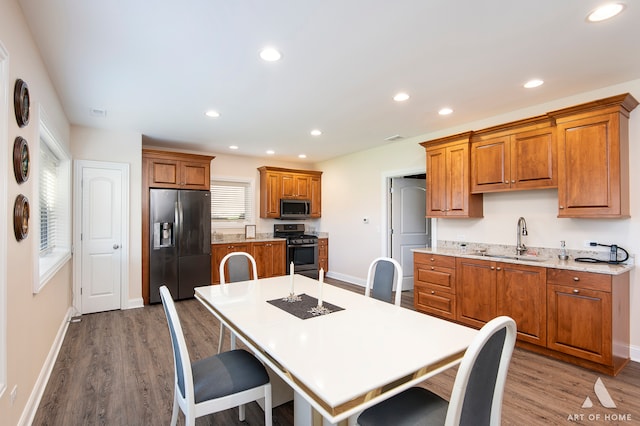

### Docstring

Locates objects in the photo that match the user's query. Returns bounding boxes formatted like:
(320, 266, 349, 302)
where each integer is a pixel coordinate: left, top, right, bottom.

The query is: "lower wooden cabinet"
(252, 240, 286, 278)
(546, 269, 629, 374)
(414, 252, 629, 374)
(413, 253, 456, 320)
(318, 238, 328, 272)
(211, 243, 251, 284)
(211, 240, 287, 284)
(496, 262, 546, 345)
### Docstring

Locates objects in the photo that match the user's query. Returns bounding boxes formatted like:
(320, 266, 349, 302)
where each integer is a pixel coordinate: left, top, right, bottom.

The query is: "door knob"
(113, 244, 120, 249)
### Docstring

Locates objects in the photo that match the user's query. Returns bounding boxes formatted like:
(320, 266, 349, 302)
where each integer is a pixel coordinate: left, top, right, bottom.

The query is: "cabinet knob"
(511, 180, 515, 183)
(496, 267, 502, 271)
(504, 181, 509, 184)
(431, 290, 435, 295)
(573, 289, 580, 294)
(430, 258, 435, 262)
(431, 266, 435, 270)
(490, 266, 495, 270)
(559, 205, 564, 209)
(573, 276, 580, 282)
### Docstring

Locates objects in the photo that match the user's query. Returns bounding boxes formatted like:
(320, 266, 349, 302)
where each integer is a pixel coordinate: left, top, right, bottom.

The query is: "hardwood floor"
(34, 279, 640, 425)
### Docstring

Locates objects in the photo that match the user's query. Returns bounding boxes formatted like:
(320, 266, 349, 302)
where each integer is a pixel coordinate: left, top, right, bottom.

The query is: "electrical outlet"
(10, 385, 17, 406)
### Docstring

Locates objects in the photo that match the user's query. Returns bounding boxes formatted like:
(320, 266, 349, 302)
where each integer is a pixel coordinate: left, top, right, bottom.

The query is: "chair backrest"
(160, 285, 195, 405)
(219, 252, 258, 284)
(364, 257, 403, 306)
(445, 316, 517, 426)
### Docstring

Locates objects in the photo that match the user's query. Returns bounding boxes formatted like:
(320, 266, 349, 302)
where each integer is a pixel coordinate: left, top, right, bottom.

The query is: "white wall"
(0, 0, 73, 423)
(70, 126, 143, 304)
(318, 79, 640, 358)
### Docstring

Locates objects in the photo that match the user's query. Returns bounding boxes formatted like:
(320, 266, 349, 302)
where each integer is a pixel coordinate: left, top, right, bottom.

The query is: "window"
(36, 114, 71, 292)
(210, 177, 254, 227)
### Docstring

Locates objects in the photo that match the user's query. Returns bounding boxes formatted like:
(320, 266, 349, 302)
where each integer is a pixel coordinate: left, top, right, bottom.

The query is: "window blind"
(210, 180, 253, 222)
(39, 142, 60, 253)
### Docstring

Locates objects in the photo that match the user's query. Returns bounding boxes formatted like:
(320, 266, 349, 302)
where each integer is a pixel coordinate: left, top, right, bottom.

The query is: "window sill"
(37, 248, 71, 293)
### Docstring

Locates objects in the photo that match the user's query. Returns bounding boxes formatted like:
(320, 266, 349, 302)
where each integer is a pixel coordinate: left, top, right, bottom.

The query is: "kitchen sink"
(471, 252, 549, 262)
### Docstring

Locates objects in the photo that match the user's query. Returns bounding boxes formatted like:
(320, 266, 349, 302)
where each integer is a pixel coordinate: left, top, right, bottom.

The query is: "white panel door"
(391, 177, 430, 291)
(80, 166, 124, 313)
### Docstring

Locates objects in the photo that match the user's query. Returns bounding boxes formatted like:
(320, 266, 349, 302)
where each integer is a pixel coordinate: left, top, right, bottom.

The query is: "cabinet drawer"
(413, 253, 456, 268)
(415, 265, 455, 291)
(414, 283, 456, 320)
(547, 269, 611, 292)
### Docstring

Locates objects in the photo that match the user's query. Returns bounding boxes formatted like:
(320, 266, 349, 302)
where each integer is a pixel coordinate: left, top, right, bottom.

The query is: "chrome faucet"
(516, 217, 528, 255)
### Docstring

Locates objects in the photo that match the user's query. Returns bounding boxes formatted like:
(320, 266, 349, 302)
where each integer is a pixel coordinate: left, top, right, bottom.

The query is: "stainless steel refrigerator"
(149, 189, 211, 303)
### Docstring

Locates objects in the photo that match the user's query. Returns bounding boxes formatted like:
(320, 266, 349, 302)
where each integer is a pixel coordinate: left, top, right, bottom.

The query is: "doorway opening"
(383, 170, 431, 291)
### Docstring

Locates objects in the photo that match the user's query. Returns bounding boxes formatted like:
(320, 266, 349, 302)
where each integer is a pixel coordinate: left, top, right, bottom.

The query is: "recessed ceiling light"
(298, 154, 307, 159)
(438, 107, 453, 116)
(393, 92, 410, 102)
(587, 3, 625, 22)
(524, 79, 544, 88)
(266, 150, 275, 155)
(205, 110, 220, 118)
(229, 145, 239, 150)
(260, 47, 282, 62)
(310, 129, 322, 136)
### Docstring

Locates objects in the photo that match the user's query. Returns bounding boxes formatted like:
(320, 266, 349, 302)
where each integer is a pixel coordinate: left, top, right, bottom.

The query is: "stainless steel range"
(274, 224, 319, 279)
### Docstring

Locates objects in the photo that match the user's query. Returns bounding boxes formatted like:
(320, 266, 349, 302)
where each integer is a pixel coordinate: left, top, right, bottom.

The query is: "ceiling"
(18, 0, 640, 163)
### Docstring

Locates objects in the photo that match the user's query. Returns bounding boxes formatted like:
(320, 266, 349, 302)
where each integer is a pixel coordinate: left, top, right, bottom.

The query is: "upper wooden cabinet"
(421, 132, 483, 218)
(471, 117, 557, 193)
(143, 149, 214, 190)
(258, 166, 323, 218)
(549, 94, 638, 218)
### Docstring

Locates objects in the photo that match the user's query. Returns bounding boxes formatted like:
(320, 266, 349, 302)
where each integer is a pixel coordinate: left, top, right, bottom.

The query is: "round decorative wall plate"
(13, 194, 30, 241)
(13, 136, 30, 184)
(14, 78, 30, 128)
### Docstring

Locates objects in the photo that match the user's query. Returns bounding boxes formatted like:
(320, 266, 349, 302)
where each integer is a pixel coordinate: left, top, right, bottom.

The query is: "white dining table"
(194, 274, 477, 425)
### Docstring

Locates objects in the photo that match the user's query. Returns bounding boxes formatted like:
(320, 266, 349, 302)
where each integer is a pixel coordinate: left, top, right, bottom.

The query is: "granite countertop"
(211, 232, 329, 244)
(412, 246, 634, 276)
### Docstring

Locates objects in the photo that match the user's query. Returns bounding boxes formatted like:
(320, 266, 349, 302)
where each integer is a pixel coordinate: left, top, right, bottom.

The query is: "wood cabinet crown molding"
(257, 165, 323, 176)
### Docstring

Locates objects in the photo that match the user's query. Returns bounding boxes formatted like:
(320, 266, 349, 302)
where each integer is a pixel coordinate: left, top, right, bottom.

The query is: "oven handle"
(289, 243, 318, 248)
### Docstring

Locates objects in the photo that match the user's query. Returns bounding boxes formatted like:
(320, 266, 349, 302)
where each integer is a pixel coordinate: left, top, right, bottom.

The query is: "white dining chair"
(357, 316, 517, 426)
(364, 257, 403, 306)
(160, 286, 272, 426)
(218, 251, 258, 353)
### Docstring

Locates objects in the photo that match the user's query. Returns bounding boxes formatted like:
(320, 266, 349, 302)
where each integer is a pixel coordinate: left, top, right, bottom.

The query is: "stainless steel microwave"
(280, 199, 310, 219)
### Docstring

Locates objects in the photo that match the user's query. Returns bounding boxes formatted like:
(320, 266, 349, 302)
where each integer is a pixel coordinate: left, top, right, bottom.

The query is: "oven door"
(287, 243, 319, 279)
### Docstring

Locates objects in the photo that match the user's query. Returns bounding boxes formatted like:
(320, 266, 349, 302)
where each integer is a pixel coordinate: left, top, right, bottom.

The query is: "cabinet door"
(496, 263, 546, 345)
(511, 127, 556, 190)
(456, 258, 496, 328)
(180, 161, 210, 189)
(471, 136, 510, 193)
(271, 241, 286, 276)
(318, 238, 328, 272)
(149, 158, 180, 188)
(557, 112, 624, 217)
(260, 171, 281, 218)
(211, 243, 251, 284)
(310, 176, 322, 217)
(295, 175, 311, 198)
(281, 173, 296, 198)
(446, 143, 472, 216)
(414, 283, 456, 320)
(426, 147, 447, 217)
(252, 242, 274, 278)
(547, 284, 612, 365)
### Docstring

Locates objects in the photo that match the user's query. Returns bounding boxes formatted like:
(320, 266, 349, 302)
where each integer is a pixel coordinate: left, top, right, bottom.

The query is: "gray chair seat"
(193, 349, 270, 403)
(358, 387, 448, 426)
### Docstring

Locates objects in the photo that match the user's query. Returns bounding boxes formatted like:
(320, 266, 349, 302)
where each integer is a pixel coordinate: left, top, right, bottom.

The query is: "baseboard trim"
(126, 297, 144, 309)
(325, 271, 365, 288)
(18, 307, 73, 426)
(631, 344, 640, 363)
